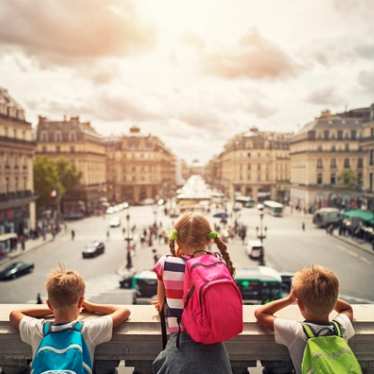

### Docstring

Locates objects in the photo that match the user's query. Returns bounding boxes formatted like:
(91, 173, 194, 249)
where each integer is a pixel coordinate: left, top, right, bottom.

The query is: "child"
(255, 265, 357, 374)
(9, 266, 130, 373)
(152, 212, 236, 374)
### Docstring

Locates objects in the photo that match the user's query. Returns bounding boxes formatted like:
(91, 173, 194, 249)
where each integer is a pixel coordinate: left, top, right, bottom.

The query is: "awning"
(0, 233, 17, 242)
(342, 209, 374, 224)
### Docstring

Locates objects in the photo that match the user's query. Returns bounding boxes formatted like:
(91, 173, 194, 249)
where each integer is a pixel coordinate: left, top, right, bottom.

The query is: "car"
(119, 270, 157, 304)
(246, 240, 264, 260)
(140, 198, 155, 206)
(213, 211, 229, 219)
(0, 261, 34, 280)
(233, 204, 241, 212)
(82, 241, 105, 258)
(106, 207, 115, 215)
(109, 216, 121, 227)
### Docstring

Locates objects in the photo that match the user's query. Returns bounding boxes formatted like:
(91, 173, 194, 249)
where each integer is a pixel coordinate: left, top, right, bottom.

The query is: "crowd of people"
(9, 211, 361, 374)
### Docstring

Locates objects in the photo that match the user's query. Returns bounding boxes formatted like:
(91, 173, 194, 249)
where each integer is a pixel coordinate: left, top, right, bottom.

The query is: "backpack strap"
(302, 323, 316, 339)
(331, 320, 343, 337)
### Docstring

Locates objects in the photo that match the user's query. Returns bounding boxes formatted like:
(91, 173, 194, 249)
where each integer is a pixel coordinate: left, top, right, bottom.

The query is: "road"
(0, 205, 373, 304)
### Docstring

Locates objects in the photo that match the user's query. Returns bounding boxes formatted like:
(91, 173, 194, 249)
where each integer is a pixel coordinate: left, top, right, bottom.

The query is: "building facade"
(0, 88, 36, 237)
(210, 128, 291, 201)
(106, 127, 177, 204)
(36, 116, 107, 215)
(290, 110, 367, 211)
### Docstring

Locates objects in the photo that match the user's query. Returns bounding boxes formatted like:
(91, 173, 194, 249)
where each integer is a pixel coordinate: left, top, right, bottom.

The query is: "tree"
(33, 157, 81, 210)
(33, 156, 63, 209)
(338, 169, 358, 189)
(55, 158, 81, 197)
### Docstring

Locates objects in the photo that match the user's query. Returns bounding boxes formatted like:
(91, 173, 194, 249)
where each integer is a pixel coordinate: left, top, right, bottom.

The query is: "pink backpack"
(182, 253, 243, 344)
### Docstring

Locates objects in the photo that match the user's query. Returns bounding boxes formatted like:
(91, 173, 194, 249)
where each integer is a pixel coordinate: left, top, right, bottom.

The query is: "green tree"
(338, 169, 357, 189)
(55, 158, 81, 196)
(33, 156, 63, 208)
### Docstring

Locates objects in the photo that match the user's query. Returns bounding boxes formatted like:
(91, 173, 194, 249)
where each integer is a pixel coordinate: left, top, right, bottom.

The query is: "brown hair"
(46, 265, 85, 308)
(169, 212, 235, 275)
(292, 265, 339, 315)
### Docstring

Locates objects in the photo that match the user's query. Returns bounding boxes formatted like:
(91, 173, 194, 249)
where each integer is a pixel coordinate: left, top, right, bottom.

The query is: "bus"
(264, 200, 284, 217)
(313, 208, 341, 228)
(235, 195, 256, 208)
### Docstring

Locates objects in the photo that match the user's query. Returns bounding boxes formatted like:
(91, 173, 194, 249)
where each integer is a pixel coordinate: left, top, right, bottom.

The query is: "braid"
(169, 239, 176, 256)
(214, 237, 235, 275)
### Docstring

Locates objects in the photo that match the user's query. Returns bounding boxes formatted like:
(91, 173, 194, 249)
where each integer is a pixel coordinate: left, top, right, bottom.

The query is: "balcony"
(1, 305, 374, 374)
(0, 190, 35, 210)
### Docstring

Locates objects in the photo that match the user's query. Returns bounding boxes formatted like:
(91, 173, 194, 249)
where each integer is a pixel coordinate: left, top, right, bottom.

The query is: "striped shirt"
(153, 255, 187, 334)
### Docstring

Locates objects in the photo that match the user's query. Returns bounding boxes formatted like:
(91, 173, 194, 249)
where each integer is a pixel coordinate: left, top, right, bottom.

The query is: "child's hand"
(287, 288, 297, 303)
(82, 300, 95, 314)
(152, 297, 164, 312)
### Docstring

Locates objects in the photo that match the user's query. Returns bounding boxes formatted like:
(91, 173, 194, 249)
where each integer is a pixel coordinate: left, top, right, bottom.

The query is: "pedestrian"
(152, 212, 238, 374)
(152, 248, 159, 265)
(301, 222, 305, 231)
(36, 293, 42, 304)
(106, 230, 110, 240)
(71, 229, 75, 241)
(64, 222, 67, 234)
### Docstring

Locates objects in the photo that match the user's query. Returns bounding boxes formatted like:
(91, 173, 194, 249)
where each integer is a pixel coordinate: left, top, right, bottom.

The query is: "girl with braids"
(152, 212, 241, 374)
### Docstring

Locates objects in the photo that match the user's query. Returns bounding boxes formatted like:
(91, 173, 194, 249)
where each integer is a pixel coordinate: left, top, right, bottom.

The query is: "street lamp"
(125, 213, 133, 270)
(256, 204, 267, 266)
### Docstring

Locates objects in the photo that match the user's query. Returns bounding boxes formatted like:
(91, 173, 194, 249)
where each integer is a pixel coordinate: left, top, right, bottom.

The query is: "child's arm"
(334, 298, 353, 321)
(82, 300, 130, 328)
(152, 280, 166, 312)
(9, 306, 53, 330)
(254, 291, 296, 330)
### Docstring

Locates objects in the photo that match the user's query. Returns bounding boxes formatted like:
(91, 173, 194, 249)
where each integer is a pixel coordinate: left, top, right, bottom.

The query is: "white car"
(109, 217, 121, 227)
(246, 240, 263, 260)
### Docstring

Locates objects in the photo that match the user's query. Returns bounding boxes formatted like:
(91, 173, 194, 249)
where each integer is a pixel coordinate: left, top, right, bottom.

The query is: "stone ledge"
(1, 305, 374, 373)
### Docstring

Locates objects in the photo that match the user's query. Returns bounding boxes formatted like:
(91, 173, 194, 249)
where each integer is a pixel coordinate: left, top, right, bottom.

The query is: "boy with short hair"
(10, 266, 130, 372)
(255, 265, 356, 374)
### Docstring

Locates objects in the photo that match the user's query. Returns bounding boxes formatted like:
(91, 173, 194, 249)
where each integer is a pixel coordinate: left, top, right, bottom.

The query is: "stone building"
(0, 88, 36, 237)
(106, 127, 177, 204)
(290, 110, 367, 211)
(209, 128, 291, 201)
(36, 116, 107, 215)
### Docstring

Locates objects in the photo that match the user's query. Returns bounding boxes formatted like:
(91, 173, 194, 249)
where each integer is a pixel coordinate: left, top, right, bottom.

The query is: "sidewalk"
(333, 233, 374, 256)
(0, 234, 57, 267)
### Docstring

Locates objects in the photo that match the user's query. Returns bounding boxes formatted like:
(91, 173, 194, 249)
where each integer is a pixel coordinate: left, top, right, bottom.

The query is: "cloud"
(306, 87, 344, 106)
(0, 0, 155, 67)
(202, 31, 300, 80)
(358, 70, 374, 94)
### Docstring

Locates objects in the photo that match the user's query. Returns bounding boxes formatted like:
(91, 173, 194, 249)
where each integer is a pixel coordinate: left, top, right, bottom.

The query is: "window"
(345, 144, 349, 151)
(317, 145, 322, 152)
(317, 159, 323, 169)
(317, 173, 323, 185)
(69, 132, 76, 142)
(42, 146, 47, 153)
(330, 159, 337, 168)
(55, 131, 62, 142)
(371, 128, 374, 138)
(344, 158, 350, 168)
(330, 173, 336, 185)
(370, 173, 374, 192)
(324, 130, 329, 139)
(331, 145, 336, 152)
(41, 131, 48, 142)
(56, 145, 61, 153)
(351, 130, 357, 140)
(357, 158, 363, 168)
(70, 146, 75, 153)
(358, 173, 363, 186)
(337, 130, 343, 140)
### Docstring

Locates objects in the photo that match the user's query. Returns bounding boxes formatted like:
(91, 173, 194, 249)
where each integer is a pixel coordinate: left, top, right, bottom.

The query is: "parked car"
(246, 240, 264, 260)
(213, 211, 229, 219)
(109, 216, 121, 228)
(82, 241, 105, 258)
(0, 261, 34, 280)
(140, 198, 155, 206)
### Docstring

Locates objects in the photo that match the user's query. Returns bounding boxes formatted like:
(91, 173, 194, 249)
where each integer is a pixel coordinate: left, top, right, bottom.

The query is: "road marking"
(360, 256, 371, 265)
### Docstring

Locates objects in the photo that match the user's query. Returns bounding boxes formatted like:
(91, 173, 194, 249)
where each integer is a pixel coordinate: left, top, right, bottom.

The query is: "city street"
(0, 205, 373, 304)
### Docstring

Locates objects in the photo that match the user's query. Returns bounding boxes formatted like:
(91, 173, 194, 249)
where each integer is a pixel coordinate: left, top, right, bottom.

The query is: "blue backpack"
(32, 321, 92, 374)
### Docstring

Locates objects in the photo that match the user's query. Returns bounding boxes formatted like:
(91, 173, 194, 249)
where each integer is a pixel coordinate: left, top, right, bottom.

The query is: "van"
(246, 240, 264, 260)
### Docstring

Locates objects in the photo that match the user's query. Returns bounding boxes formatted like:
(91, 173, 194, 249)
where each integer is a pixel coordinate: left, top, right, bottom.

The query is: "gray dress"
(152, 332, 233, 374)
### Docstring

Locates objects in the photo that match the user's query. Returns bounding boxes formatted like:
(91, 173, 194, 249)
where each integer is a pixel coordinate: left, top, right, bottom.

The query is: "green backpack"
(301, 320, 362, 374)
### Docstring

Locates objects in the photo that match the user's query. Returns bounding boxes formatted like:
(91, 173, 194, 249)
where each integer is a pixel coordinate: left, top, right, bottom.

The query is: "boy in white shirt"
(9, 266, 130, 371)
(255, 265, 355, 374)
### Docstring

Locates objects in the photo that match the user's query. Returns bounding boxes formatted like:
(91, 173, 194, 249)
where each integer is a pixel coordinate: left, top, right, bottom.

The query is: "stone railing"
(1, 305, 374, 373)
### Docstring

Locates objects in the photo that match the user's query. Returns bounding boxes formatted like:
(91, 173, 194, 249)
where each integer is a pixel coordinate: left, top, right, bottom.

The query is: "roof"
(342, 209, 374, 224)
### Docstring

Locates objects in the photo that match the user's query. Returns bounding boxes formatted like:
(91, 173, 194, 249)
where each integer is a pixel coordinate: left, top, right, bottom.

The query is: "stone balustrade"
(1, 304, 374, 373)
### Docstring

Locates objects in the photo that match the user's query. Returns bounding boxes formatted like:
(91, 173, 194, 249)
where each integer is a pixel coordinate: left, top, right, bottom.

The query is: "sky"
(0, 0, 374, 163)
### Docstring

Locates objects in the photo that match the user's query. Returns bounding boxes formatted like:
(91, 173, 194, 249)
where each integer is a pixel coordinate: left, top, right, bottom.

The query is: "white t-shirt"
(274, 314, 355, 374)
(19, 316, 113, 363)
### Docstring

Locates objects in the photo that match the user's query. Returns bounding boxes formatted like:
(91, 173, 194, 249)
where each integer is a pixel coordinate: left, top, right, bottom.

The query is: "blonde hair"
(292, 265, 339, 315)
(169, 212, 235, 275)
(46, 265, 85, 308)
